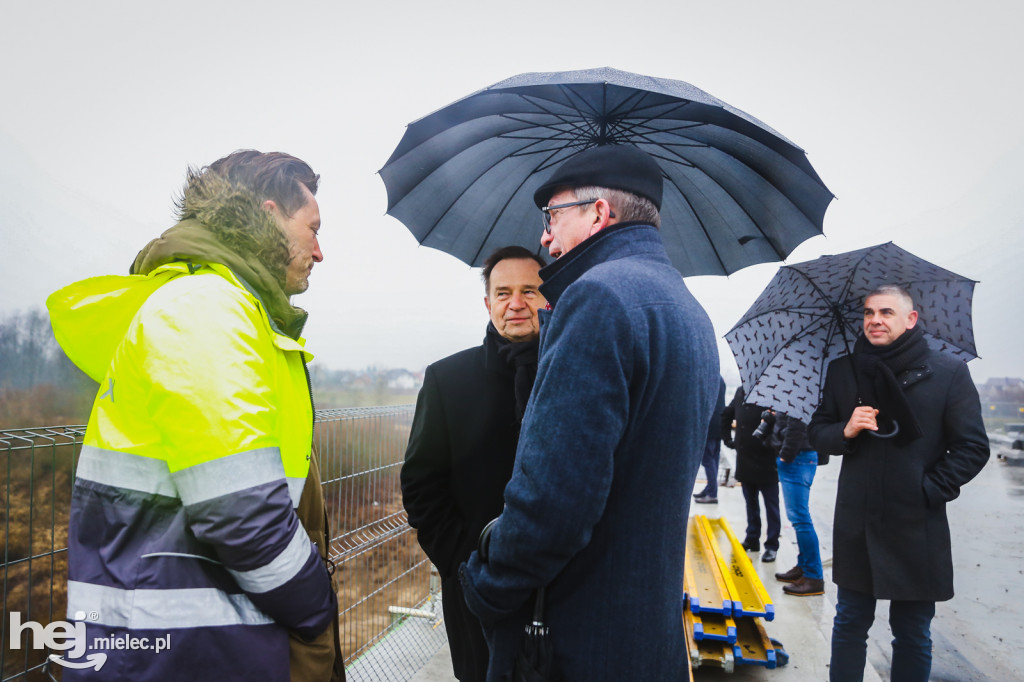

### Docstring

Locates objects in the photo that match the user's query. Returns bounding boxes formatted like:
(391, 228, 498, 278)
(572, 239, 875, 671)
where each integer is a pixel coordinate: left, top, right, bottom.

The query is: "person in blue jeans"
(772, 413, 828, 596)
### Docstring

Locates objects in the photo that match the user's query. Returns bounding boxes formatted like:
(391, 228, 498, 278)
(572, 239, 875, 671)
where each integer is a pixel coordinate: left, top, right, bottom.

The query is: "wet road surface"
(804, 429, 1024, 681)
(410, 430, 1024, 681)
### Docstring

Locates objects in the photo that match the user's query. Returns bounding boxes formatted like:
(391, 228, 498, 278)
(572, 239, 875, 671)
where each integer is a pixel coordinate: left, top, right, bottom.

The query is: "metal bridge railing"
(1, 407, 446, 682)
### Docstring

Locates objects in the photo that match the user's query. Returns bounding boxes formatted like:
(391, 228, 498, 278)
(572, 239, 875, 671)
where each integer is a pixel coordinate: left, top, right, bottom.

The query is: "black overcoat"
(721, 386, 778, 485)
(808, 349, 989, 601)
(401, 331, 520, 681)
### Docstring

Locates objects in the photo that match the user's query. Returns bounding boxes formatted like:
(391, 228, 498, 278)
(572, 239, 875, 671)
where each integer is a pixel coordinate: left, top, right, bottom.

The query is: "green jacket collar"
(132, 218, 307, 340)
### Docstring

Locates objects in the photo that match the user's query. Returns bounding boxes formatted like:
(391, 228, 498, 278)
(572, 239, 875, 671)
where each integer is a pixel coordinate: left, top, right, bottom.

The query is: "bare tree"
(0, 308, 96, 426)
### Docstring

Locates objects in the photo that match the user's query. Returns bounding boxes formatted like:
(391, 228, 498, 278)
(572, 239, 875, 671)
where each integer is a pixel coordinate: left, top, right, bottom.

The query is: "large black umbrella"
(380, 67, 834, 276)
(725, 242, 978, 422)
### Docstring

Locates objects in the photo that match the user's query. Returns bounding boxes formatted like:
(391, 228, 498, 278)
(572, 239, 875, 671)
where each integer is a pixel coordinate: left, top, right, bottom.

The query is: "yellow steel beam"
(701, 515, 775, 621)
(683, 607, 701, 669)
(733, 616, 780, 668)
(690, 608, 737, 643)
(697, 515, 745, 616)
(684, 514, 783, 672)
(684, 515, 733, 614)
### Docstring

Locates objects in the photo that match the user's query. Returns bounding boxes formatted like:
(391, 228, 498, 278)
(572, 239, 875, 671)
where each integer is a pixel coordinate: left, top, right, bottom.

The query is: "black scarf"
(485, 323, 540, 423)
(851, 326, 929, 443)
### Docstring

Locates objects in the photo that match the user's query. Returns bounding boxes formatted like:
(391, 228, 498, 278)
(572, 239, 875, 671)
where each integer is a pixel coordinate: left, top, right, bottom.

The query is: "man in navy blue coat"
(459, 146, 719, 681)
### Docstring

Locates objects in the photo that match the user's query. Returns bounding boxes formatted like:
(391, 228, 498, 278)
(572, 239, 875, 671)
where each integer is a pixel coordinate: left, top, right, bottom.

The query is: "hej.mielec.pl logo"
(9, 611, 171, 671)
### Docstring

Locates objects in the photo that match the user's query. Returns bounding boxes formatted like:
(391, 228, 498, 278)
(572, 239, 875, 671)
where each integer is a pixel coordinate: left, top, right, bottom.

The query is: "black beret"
(533, 145, 664, 210)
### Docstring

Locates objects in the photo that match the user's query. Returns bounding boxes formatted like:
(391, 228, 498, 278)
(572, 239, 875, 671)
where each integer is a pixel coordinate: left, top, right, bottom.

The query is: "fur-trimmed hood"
(171, 169, 292, 282)
(131, 171, 307, 338)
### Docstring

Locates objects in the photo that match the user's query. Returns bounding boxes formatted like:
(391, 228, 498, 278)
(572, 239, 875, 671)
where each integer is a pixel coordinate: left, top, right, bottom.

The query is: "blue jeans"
(697, 436, 720, 497)
(830, 587, 935, 682)
(778, 450, 822, 580)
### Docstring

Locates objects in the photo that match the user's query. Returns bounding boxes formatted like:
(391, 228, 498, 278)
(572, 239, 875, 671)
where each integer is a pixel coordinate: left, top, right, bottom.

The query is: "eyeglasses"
(540, 199, 597, 233)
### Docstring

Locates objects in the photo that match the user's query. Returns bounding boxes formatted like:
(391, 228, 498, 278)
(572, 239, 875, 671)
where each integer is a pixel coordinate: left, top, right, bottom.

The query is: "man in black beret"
(533, 144, 664, 258)
(460, 145, 720, 681)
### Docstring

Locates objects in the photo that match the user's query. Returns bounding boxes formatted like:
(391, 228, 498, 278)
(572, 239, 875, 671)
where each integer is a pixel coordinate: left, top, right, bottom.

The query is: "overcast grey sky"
(2, 0, 1021, 384)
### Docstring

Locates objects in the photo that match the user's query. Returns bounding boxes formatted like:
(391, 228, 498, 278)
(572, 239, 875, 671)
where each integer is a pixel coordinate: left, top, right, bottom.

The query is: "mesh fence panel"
(1, 408, 446, 682)
(317, 406, 447, 679)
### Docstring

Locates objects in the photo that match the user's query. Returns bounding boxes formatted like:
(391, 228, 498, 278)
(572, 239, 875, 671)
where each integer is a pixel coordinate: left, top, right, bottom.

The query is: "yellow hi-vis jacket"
(47, 261, 335, 681)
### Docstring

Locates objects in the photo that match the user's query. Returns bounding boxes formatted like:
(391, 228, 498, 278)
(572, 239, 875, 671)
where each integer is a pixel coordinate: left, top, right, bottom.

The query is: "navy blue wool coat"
(460, 223, 719, 682)
(809, 349, 989, 601)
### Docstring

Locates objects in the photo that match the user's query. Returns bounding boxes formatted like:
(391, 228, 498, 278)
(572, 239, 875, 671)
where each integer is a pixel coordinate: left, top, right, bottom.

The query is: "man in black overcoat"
(722, 385, 781, 562)
(809, 285, 989, 682)
(401, 245, 546, 681)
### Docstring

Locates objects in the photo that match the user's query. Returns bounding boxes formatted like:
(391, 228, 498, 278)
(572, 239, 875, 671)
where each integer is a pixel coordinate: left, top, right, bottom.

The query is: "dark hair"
(866, 284, 915, 312)
(178, 149, 319, 218)
(481, 245, 546, 294)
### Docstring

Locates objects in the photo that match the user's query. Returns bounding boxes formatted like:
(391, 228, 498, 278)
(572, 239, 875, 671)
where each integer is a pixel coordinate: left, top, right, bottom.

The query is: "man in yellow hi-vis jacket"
(47, 150, 344, 681)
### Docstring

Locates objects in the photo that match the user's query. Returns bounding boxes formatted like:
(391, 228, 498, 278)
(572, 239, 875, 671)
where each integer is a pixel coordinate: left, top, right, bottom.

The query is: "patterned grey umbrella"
(725, 242, 978, 422)
(380, 67, 833, 276)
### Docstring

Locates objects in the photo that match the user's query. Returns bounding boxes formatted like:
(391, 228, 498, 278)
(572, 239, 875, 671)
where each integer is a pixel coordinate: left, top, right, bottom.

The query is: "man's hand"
(843, 406, 879, 439)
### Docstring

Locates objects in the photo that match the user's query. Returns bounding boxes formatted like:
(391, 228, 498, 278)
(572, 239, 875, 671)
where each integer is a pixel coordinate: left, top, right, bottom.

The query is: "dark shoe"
(693, 490, 707, 499)
(741, 539, 760, 552)
(761, 549, 777, 563)
(693, 494, 718, 504)
(774, 566, 803, 583)
(783, 577, 825, 596)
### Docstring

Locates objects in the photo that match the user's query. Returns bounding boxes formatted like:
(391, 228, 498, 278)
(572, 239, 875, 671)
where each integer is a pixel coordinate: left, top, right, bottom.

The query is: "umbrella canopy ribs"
(381, 67, 834, 277)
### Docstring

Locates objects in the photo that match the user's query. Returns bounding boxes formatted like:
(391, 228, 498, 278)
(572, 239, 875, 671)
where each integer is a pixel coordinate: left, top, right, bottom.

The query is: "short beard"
(285, 276, 309, 297)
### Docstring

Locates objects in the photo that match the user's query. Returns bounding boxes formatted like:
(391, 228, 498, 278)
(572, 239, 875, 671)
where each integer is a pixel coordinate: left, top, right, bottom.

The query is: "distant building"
(981, 377, 1024, 394)
(308, 364, 423, 394)
(385, 369, 420, 392)
(978, 377, 1024, 419)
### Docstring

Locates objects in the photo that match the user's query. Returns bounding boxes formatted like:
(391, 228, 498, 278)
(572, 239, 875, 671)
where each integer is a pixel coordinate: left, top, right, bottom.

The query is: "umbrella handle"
(532, 587, 546, 627)
(866, 418, 900, 439)
(478, 518, 499, 563)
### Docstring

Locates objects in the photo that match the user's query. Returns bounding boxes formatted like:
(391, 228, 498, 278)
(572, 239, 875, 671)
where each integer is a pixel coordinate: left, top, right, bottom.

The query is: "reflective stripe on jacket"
(47, 261, 334, 681)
